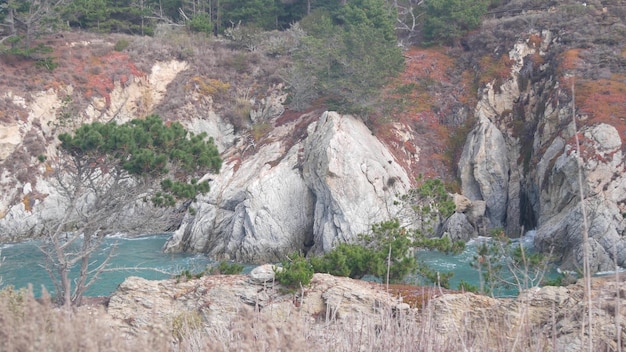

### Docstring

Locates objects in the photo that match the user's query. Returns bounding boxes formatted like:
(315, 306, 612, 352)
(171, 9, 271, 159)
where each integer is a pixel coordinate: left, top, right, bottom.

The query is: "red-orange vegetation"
(388, 284, 459, 309)
(376, 47, 465, 178)
(459, 70, 478, 106)
(528, 34, 542, 48)
(530, 51, 545, 67)
(41, 44, 147, 107)
(560, 48, 583, 71)
(575, 75, 626, 145)
(478, 54, 514, 87)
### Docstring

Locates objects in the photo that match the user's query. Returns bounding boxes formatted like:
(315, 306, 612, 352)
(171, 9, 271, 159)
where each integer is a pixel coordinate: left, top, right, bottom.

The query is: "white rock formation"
(302, 112, 411, 254)
(165, 111, 412, 262)
(458, 114, 510, 229)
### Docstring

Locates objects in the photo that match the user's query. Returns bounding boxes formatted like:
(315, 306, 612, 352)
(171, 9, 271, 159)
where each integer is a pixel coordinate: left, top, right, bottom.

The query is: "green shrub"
(457, 280, 479, 293)
(310, 243, 376, 279)
(114, 39, 130, 51)
(35, 57, 58, 71)
(310, 218, 464, 287)
(423, 0, 489, 45)
(209, 261, 244, 275)
(175, 269, 205, 283)
(188, 13, 213, 35)
(274, 253, 314, 291)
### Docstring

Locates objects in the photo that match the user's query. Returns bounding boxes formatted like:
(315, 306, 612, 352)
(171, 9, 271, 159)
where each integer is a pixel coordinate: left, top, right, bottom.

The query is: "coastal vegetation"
(43, 115, 221, 307)
(0, 0, 625, 350)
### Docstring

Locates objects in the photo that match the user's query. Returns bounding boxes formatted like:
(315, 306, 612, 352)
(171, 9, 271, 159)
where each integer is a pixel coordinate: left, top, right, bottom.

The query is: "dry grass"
(2, 276, 626, 352)
(0, 287, 169, 352)
(0, 285, 551, 352)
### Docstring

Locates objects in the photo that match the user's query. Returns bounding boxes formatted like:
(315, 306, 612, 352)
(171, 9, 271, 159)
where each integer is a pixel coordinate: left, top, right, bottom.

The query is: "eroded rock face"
(164, 138, 315, 262)
(0, 59, 191, 240)
(107, 269, 626, 351)
(302, 112, 411, 254)
(534, 123, 626, 271)
(165, 111, 412, 261)
(458, 114, 510, 229)
(458, 32, 626, 272)
(107, 273, 407, 338)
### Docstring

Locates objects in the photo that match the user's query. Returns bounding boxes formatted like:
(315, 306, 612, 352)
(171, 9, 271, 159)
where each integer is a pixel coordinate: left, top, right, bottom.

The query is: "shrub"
(35, 57, 58, 71)
(310, 243, 376, 279)
(171, 311, 203, 342)
(251, 122, 271, 141)
(274, 253, 314, 291)
(311, 218, 464, 287)
(423, 0, 490, 45)
(209, 261, 244, 275)
(114, 39, 130, 52)
(188, 13, 213, 35)
(175, 269, 205, 283)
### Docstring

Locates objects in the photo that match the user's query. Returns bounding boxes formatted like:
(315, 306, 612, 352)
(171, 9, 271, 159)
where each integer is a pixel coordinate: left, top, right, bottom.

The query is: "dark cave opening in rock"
(519, 189, 538, 232)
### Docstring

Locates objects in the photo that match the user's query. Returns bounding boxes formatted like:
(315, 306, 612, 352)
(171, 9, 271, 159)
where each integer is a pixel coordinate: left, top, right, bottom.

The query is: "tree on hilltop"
(289, 0, 404, 113)
(42, 114, 221, 307)
(0, 0, 68, 49)
(423, 0, 490, 45)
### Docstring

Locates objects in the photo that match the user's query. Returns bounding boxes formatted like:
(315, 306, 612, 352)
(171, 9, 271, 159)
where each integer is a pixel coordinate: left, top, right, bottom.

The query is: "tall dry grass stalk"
(615, 243, 622, 352)
(0, 287, 169, 352)
(572, 80, 594, 351)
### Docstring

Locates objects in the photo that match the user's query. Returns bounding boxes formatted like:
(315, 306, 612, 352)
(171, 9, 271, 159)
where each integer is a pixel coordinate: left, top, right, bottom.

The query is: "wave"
(116, 233, 172, 241)
(594, 268, 626, 277)
(0, 243, 15, 250)
(465, 236, 492, 246)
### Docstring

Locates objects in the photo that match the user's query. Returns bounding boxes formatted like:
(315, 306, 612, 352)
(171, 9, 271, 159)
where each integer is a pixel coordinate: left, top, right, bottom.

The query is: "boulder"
(248, 264, 278, 285)
(441, 212, 476, 242)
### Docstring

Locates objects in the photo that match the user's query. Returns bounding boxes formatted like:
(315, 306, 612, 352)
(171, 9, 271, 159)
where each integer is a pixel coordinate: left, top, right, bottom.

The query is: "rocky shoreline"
(97, 266, 626, 351)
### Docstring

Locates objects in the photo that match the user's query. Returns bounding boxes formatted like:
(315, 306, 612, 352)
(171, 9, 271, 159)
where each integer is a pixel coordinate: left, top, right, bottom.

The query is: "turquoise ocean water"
(0, 232, 557, 298)
(0, 234, 211, 297)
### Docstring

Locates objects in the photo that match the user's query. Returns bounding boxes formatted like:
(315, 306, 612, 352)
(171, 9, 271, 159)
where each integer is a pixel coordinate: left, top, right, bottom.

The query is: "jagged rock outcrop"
(164, 111, 412, 262)
(534, 123, 626, 271)
(301, 112, 411, 254)
(107, 273, 409, 340)
(458, 114, 510, 230)
(107, 269, 626, 351)
(458, 11, 626, 271)
(458, 42, 534, 237)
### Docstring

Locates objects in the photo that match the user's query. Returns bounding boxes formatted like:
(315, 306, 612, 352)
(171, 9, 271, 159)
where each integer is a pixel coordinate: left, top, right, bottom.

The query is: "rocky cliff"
(456, 2, 626, 271)
(1, 2, 626, 272)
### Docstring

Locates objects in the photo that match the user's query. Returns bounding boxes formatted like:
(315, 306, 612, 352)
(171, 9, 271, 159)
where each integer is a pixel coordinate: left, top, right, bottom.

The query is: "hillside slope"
(0, 1, 625, 272)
